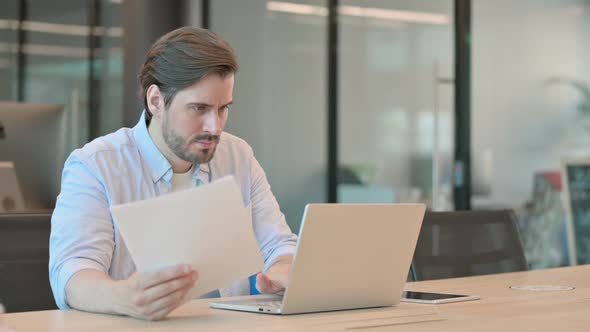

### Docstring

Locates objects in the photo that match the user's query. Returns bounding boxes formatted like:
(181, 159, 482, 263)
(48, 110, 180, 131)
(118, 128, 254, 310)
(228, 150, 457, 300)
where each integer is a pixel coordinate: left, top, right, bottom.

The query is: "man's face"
(161, 73, 234, 164)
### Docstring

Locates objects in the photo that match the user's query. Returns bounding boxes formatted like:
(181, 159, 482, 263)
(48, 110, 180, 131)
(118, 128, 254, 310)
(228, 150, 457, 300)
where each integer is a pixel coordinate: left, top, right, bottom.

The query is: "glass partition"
(472, 0, 590, 268)
(0, 0, 19, 101)
(338, 0, 455, 209)
(209, 0, 328, 231)
(0, 0, 125, 212)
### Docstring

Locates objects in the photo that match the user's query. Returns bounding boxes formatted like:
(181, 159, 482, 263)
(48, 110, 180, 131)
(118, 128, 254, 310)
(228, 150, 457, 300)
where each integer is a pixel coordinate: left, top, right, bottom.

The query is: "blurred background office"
(1, 0, 589, 273)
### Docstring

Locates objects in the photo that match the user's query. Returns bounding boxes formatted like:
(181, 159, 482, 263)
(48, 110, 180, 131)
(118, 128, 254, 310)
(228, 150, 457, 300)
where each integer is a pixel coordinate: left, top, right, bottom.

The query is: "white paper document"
(110, 175, 264, 299)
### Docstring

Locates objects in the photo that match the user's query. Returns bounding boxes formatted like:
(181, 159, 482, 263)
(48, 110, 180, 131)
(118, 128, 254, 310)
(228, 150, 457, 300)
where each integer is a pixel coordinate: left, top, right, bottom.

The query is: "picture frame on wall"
(561, 159, 590, 265)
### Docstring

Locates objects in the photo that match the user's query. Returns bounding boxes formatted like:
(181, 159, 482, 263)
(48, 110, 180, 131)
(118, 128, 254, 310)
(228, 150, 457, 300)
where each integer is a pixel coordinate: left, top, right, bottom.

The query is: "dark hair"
(139, 27, 238, 120)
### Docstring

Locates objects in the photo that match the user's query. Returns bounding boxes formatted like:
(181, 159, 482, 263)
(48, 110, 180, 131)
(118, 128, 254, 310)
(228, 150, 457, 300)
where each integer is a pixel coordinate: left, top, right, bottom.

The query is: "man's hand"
(255, 256, 293, 294)
(113, 264, 198, 321)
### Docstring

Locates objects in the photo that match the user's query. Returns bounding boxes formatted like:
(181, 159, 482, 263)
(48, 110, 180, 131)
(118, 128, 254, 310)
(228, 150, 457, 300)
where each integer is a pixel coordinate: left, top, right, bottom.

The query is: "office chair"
(411, 210, 528, 281)
(0, 212, 57, 312)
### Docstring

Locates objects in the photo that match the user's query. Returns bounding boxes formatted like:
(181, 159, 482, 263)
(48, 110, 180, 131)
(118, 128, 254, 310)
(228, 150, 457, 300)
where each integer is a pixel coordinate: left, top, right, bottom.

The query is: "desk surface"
(2, 265, 589, 331)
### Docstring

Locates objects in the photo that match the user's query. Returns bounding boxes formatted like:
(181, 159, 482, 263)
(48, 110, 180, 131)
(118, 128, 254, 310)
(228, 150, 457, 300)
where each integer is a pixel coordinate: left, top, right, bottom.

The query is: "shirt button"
(162, 187, 169, 193)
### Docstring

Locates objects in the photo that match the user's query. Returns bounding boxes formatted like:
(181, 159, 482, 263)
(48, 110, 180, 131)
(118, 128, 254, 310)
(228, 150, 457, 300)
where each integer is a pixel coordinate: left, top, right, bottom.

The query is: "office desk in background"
(2, 265, 589, 332)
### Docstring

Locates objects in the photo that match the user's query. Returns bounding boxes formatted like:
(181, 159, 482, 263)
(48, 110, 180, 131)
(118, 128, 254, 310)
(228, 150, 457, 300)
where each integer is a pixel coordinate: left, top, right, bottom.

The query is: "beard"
(162, 114, 220, 164)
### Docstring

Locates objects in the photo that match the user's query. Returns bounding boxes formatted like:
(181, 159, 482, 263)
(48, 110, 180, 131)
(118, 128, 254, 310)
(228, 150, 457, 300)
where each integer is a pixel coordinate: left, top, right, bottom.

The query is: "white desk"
(2, 265, 589, 331)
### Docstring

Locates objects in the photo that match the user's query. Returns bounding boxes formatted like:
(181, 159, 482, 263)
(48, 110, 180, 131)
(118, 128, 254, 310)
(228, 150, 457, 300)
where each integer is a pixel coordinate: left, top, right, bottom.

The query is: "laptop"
(210, 203, 425, 315)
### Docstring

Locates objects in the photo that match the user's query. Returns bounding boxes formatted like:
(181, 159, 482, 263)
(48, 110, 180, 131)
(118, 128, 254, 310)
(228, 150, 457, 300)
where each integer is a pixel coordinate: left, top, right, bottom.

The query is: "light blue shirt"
(49, 113, 297, 309)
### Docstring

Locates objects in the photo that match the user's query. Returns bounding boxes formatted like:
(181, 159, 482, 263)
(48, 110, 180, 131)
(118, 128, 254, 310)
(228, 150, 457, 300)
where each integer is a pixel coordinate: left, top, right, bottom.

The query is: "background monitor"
(0, 161, 26, 212)
(0, 102, 66, 210)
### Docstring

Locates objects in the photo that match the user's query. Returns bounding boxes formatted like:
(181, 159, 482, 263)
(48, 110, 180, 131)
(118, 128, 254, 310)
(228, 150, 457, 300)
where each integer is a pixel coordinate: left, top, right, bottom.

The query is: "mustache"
(191, 134, 220, 143)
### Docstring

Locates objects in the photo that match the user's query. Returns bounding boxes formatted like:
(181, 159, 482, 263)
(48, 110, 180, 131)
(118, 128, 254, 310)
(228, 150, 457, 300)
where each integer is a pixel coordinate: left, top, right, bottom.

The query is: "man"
(49, 27, 297, 321)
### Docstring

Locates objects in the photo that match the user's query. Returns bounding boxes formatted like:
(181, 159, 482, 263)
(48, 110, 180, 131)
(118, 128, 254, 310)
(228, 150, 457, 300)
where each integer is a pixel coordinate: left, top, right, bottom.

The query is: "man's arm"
(49, 153, 115, 310)
(66, 266, 198, 320)
(246, 150, 298, 294)
(49, 153, 197, 320)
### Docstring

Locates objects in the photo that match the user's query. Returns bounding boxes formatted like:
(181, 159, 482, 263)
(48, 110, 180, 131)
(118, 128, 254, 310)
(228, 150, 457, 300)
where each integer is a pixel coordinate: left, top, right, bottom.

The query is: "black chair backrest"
(0, 212, 57, 312)
(411, 210, 528, 281)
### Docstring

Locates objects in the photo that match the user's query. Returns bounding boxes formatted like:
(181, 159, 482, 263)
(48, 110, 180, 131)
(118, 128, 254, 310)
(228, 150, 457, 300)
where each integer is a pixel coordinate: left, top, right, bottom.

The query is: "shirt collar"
(132, 111, 212, 184)
(132, 111, 174, 183)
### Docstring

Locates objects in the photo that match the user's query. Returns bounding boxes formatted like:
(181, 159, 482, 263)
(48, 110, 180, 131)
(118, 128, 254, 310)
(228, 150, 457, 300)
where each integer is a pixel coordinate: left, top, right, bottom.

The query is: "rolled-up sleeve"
(249, 154, 298, 271)
(49, 152, 114, 309)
